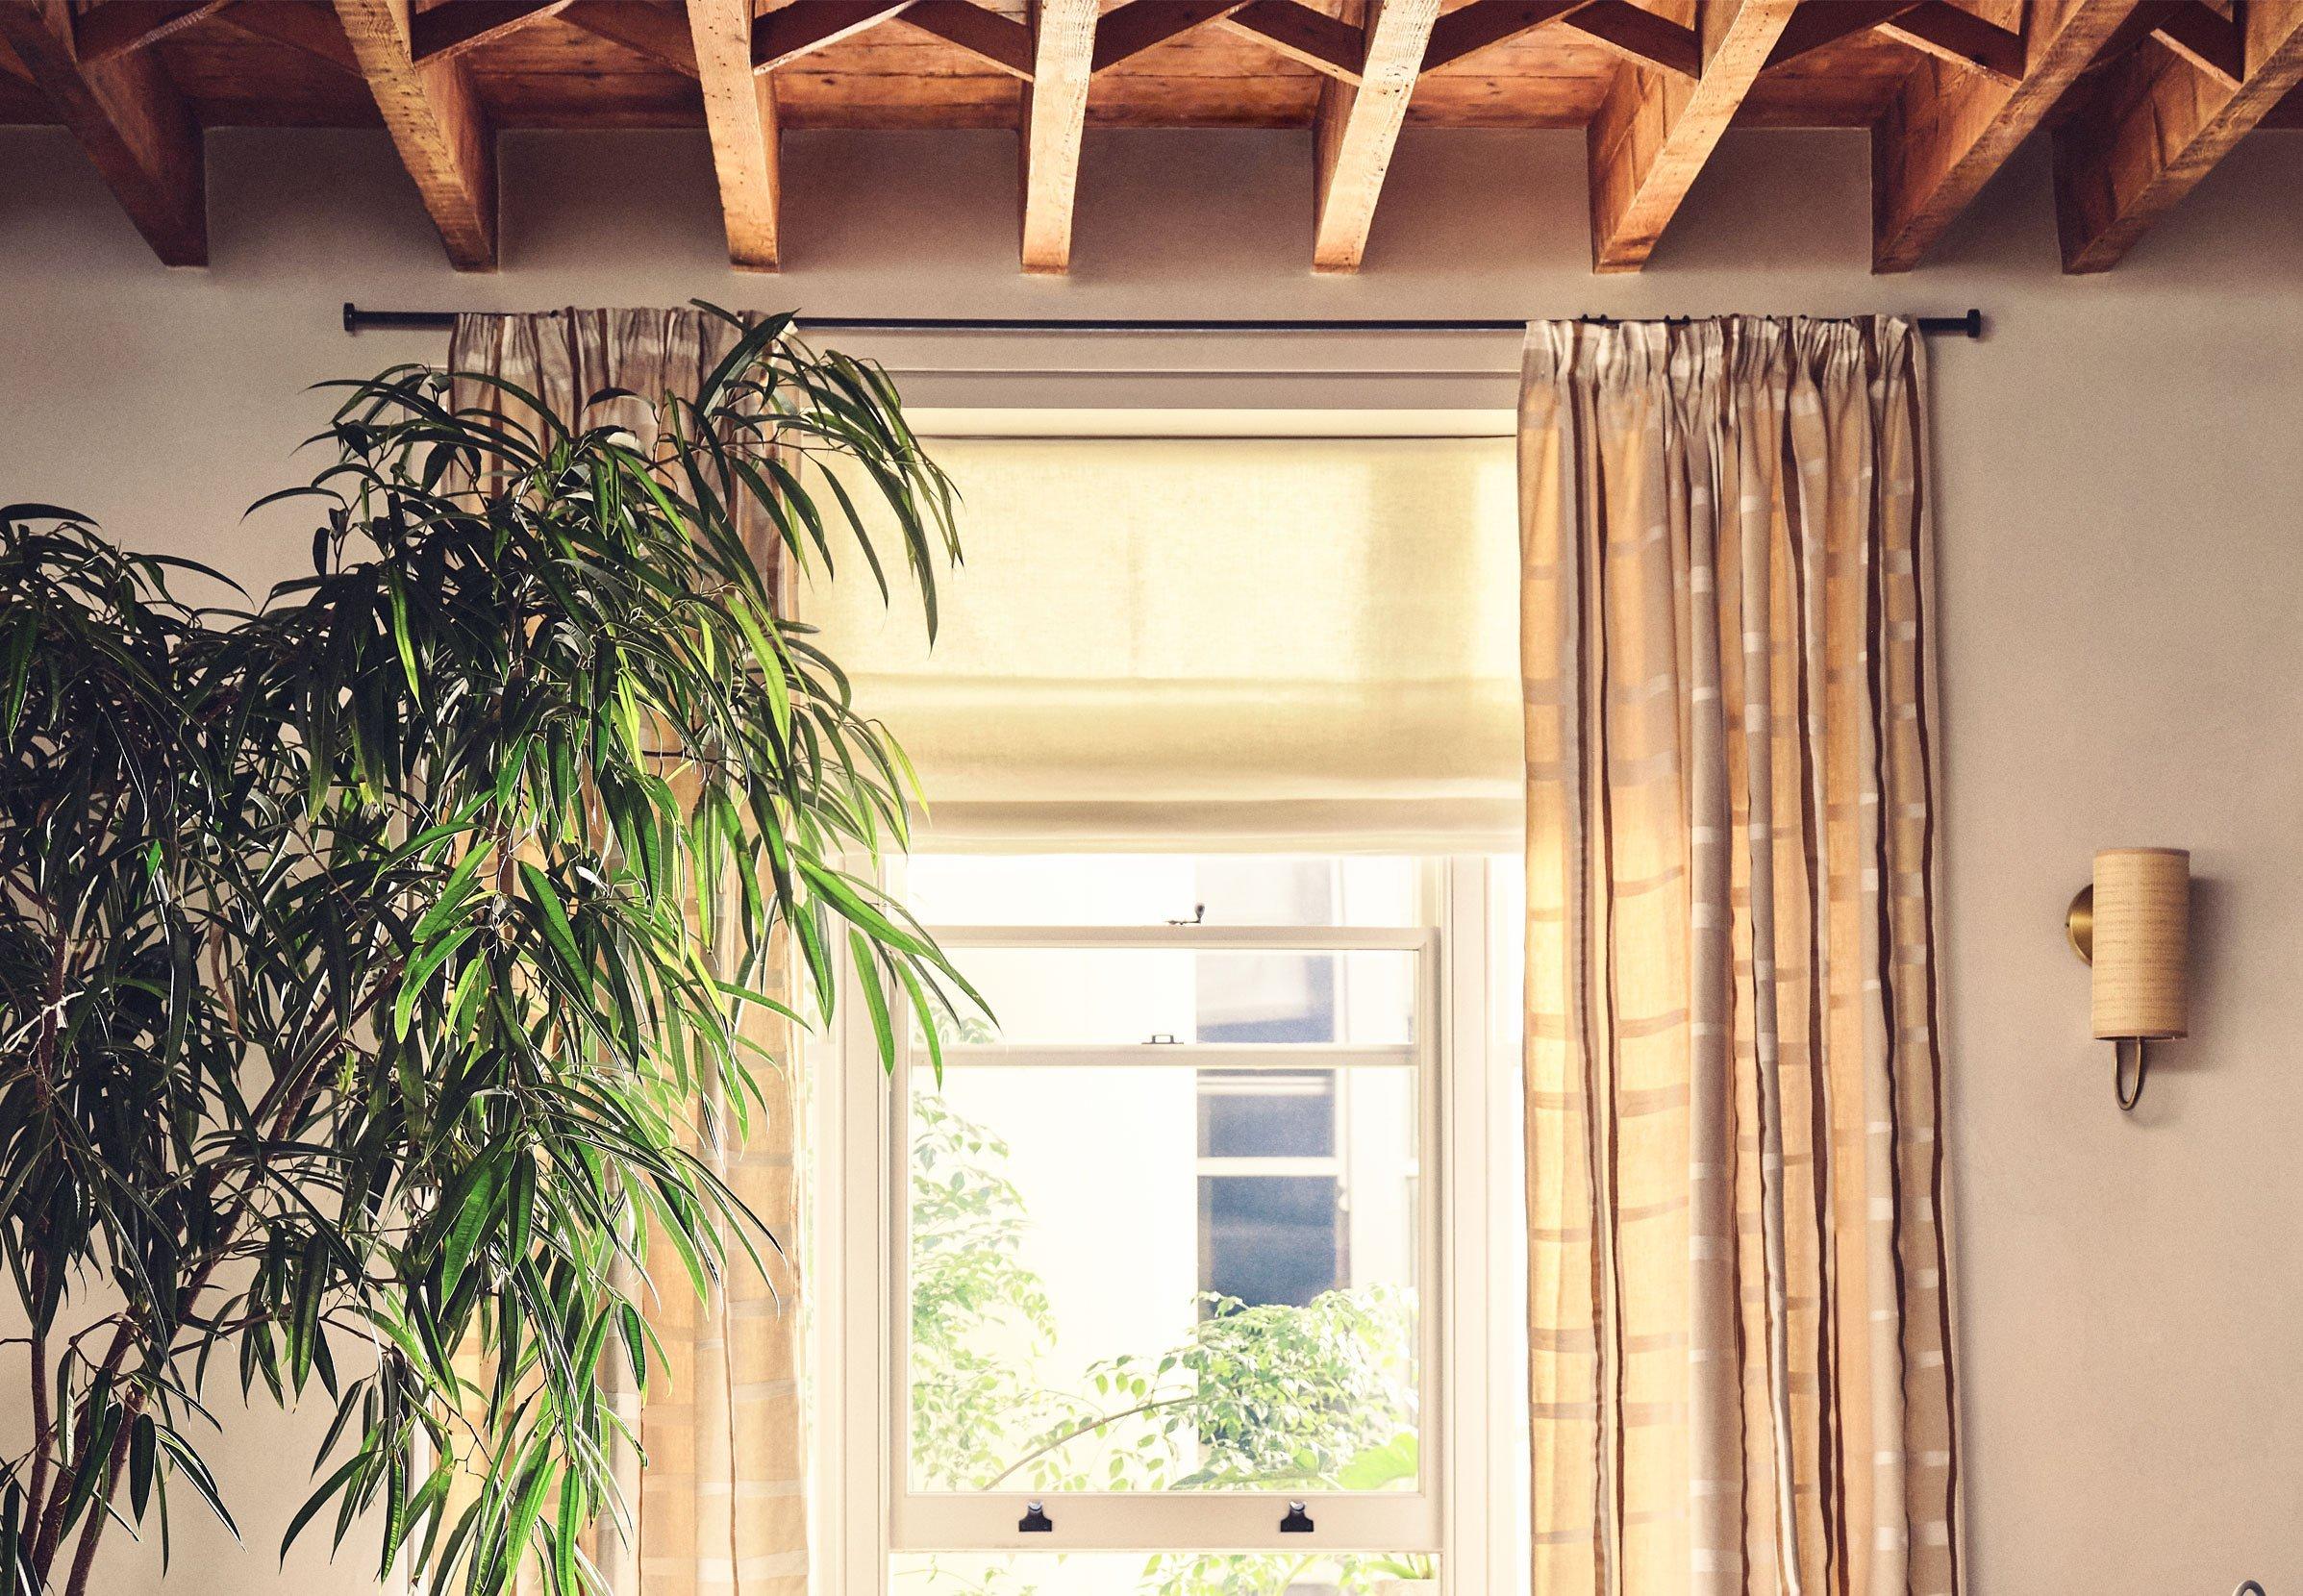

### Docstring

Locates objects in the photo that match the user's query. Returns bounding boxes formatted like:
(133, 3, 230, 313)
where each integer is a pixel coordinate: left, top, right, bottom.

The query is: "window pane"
(890, 1552, 1439, 1594)
(927, 949, 1416, 1048)
(905, 855, 1418, 928)
(909, 1064, 1420, 1494)
(1199, 1069, 1335, 1158)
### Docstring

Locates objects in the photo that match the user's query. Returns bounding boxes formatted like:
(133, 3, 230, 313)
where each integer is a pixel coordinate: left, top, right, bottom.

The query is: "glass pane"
(926, 949, 1416, 1048)
(890, 1552, 1439, 1594)
(905, 855, 1418, 929)
(908, 1064, 1420, 1494)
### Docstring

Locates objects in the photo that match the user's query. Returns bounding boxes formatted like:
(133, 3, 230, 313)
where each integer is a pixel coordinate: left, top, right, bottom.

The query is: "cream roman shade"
(802, 434, 1522, 848)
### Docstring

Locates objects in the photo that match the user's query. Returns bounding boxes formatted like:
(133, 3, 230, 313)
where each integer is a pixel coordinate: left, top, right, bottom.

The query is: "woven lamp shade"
(2090, 848, 2190, 1039)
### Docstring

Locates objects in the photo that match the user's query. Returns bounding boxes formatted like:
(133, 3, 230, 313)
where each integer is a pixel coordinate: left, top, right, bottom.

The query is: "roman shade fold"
(803, 435, 1524, 850)
(1518, 317, 1963, 1596)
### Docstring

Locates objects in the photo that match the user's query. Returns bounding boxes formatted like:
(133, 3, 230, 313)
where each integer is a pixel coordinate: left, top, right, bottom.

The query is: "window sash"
(884, 916, 1444, 1555)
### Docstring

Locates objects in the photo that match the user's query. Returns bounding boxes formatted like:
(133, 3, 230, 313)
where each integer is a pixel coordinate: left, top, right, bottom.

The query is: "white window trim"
(811, 857, 1521, 1594)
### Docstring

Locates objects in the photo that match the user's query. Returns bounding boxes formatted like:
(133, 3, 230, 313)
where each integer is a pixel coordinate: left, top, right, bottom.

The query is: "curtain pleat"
(1519, 316, 1960, 1596)
(449, 309, 808, 1596)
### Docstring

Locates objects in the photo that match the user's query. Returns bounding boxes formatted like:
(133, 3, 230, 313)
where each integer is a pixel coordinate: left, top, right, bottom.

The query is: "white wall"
(4, 119, 2301, 1596)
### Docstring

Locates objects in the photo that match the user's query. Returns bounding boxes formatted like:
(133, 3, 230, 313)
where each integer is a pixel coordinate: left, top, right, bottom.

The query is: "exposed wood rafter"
(75, 1, 232, 65)
(1422, 0, 1587, 74)
(2150, 0, 2244, 87)
(558, 0, 698, 75)
(1094, 0, 1248, 72)
(688, 0, 780, 267)
(1872, 0, 2144, 272)
(0, 0, 206, 264)
(1765, 1, 1914, 70)
(1222, 0, 1366, 81)
(1019, 0, 1097, 272)
(1567, 0, 1699, 80)
(413, 1, 573, 65)
(752, 0, 914, 72)
(1312, 0, 1442, 272)
(217, 1, 361, 74)
(1875, 1, 2024, 85)
(900, 1, 1036, 78)
(2055, 0, 2303, 271)
(334, 0, 496, 268)
(1588, 0, 1796, 271)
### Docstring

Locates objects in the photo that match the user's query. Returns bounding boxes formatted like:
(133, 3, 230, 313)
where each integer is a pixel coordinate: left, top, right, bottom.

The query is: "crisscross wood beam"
(559, 0, 698, 76)
(1588, 0, 1797, 271)
(413, 0, 571, 64)
(1422, 0, 1587, 74)
(1876, 0, 2023, 85)
(1313, 0, 1442, 271)
(0, 0, 206, 263)
(1020, 0, 1098, 272)
(752, 0, 914, 72)
(689, 0, 780, 267)
(1567, 0, 1699, 79)
(1094, 0, 1248, 72)
(2056, 0, 2303, 271)
(334, 0, 496, 267)
(1872, 0, 2144, 272)
(1222, 0, 1366, 80)
(74, 1, 233, 65)
(900, 1, 1036, 77)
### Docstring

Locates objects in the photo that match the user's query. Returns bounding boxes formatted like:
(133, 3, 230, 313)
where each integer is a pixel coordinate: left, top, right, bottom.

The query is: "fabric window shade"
(800, 435, 1523, 850)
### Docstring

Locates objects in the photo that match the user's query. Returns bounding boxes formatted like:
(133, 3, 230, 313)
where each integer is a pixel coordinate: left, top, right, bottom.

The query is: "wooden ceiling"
(4, 0, 2299, 276)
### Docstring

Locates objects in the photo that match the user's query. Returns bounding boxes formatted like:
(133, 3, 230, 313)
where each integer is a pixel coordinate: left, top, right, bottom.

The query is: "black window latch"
(1018, 1501, 1053, 1534)
(1280, 1500, 1314, 1534)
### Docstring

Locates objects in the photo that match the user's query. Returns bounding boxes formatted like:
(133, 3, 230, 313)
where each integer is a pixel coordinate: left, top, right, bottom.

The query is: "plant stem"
(979, 1393, 1195, 1491)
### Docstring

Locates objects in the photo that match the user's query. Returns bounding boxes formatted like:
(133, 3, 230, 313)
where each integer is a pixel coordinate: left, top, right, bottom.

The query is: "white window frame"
(811, 855, 1521, 1594)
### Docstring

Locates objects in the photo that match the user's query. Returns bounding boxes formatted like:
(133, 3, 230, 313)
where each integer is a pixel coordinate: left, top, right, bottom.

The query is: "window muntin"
(887, 857, 1440, 1559)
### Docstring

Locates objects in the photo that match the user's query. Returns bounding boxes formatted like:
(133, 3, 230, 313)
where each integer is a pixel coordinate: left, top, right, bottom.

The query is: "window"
(816, 856, 1531, 1595)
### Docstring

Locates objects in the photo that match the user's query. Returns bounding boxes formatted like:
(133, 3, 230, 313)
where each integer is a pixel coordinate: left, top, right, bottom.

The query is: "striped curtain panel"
(449, 310, 810, 1596)
(1517, 317, 1961, 1596)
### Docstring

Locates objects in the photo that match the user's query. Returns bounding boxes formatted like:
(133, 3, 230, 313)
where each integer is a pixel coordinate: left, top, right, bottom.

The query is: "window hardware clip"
(1147, 1033, 1179, 1044)
(1280, 1500, 1314, 1534)
(1018, 1501, 1053, 1534)
(1166, 903, 1206, 925)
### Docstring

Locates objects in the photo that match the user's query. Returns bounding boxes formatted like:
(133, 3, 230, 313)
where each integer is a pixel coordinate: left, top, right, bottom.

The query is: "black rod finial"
(342, 301, 358, 336)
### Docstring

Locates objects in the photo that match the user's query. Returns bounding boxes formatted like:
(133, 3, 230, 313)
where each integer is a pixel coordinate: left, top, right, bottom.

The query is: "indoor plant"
(0, 310, 968, 1595)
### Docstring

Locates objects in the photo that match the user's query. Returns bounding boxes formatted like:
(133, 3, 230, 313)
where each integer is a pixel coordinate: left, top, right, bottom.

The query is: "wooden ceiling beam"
(1422, 0, 1587, 75)
(1092, 0, 1246, 73)
(0, 0, 207, 263)
(1872, 0, 2144, 272)
(752, 0, 914, 73)
(75, 1, 233, 64)
(2055, 0, 2303, 271)
(412, 0, 572, 65)
(215, 0, 359, 72)
(1765, 1, 1915, 72)
(2150, 0, 2243, 87)
(1220, 0, 1366, 82)
(1019, 0, 1096, 272)
(1312, 0, 1441, 272)
(557, 0, 698, 77)
(333, 0, 495, 268)
(1587, 0, 1796, 271)
(688, 0, 780, 268)
(1565, 0, 1699, 80)
(1875, 0, 2023, 86)
(899, 1, 1035, 78)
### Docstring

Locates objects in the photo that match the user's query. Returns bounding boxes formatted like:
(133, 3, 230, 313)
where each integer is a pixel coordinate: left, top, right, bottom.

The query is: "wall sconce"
(2065, 848, 2190, 1110)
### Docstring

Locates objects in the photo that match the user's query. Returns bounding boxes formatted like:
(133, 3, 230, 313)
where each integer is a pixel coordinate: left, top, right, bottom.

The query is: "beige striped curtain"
(1518, 317, 1961, 1596)
(450, 310, 809, 1596)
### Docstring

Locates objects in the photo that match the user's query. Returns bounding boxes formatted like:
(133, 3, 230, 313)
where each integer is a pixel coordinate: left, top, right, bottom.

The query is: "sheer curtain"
(449, 310, 808, 1596)
(1517, 318, 1962, 1596)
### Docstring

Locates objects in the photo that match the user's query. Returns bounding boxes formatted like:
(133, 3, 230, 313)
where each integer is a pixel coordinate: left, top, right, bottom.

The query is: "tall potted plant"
(0, 311, 969, 1595)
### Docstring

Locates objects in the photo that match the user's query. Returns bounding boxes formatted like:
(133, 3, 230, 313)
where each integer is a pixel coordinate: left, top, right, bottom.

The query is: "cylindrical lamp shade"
(2090, 848, 2190, 1039)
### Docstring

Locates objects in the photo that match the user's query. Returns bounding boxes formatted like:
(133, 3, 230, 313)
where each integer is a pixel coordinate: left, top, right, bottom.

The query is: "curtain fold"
(449, 309, 808, 1596)
(1518, 316, 1960, 1596)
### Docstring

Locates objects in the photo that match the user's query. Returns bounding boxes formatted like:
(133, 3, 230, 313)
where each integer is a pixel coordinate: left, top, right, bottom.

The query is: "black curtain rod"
(340, 302, 1987, 340)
